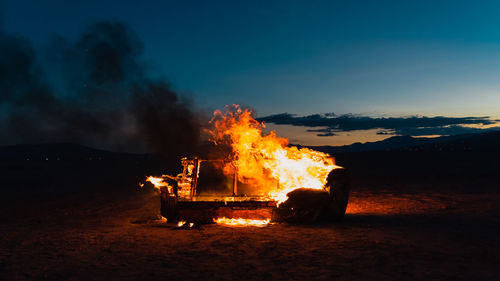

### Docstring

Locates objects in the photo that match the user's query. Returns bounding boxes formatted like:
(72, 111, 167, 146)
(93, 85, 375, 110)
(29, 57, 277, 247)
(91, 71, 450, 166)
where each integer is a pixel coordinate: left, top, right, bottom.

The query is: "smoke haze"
(0, 21, 202, 157)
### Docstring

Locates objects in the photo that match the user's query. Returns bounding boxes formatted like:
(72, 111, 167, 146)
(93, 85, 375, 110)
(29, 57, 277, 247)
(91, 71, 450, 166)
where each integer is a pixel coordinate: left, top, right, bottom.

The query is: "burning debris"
(175, 221, 200, 230)
(214, 217, 271, 227)
(273, 167, 351, 223)
(144, 105, 350, 226)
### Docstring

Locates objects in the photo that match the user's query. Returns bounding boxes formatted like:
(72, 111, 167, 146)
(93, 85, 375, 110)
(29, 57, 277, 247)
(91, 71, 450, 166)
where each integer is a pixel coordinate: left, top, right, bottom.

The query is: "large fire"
(144, 105, 341, 226)
(208, 105, 340, 204)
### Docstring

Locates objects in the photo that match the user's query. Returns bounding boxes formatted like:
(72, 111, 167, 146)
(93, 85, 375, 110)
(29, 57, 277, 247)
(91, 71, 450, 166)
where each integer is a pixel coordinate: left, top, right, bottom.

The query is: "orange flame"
(214, 217, 271, 227)
(141, 105, 341, 227)
(144, 176, 173, 193)
(208, 105, 340, 204)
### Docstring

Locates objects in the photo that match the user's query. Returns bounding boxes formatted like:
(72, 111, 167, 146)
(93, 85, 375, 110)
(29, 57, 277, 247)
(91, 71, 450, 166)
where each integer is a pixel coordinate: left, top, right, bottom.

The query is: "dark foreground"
(1, 138, 500, 280)
(1, 187, 499, 281)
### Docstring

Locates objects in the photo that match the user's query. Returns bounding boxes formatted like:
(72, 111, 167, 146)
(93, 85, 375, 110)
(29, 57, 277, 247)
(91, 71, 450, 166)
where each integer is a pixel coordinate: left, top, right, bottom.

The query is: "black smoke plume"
(0, 21, 202, 157)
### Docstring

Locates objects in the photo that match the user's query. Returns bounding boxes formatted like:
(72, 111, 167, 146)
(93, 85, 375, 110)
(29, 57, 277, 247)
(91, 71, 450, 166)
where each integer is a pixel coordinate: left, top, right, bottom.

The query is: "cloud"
(306, 128, 337, 136)
(258, 113, 499, 137)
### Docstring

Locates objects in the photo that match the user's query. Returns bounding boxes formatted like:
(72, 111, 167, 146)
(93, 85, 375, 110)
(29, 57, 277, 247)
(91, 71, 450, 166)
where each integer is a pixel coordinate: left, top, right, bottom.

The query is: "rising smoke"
(0, 21, 202, 157)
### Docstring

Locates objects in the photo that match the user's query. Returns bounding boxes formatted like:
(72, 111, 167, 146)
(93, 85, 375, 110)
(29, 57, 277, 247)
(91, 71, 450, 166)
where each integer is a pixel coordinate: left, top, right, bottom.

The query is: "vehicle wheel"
(160, 190, 178, 222)
(325, 167, 351, 221)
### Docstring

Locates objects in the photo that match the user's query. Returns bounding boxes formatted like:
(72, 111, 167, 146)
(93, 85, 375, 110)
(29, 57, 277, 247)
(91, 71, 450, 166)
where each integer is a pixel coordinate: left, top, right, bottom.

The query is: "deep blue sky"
(2, 0, 500, 145)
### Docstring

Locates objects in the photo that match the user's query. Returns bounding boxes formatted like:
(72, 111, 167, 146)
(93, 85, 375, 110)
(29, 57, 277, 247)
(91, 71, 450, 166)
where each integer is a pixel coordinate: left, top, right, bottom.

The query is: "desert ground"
(1, 183, 499, 280)
(1, 142, 500, 280)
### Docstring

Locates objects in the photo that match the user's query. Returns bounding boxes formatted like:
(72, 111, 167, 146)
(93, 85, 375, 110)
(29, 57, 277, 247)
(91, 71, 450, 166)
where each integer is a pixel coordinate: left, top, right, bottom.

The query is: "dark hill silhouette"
(316, 131, 500, 194)
(1, 131, 500, 197)
(2, 131, 499, 162)
(0, 143, 124, 161)
(0, 143, 164, 198)
(306, 132, 500, 154)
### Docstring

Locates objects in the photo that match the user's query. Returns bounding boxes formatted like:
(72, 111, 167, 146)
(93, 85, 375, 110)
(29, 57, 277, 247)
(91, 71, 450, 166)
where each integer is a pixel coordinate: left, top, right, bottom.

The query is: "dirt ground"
(1, 186, 499, 281)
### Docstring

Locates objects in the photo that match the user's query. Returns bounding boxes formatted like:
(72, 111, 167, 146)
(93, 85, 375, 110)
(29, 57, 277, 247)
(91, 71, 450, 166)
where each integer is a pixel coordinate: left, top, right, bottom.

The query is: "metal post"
(233, 167, 238, 196)
(191, 159, 200, 196)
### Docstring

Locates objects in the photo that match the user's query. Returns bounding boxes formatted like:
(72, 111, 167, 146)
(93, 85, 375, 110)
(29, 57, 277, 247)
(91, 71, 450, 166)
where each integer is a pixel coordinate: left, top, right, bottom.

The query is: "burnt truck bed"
(158, 157, 351, 224)
(160, 193, 277, 223)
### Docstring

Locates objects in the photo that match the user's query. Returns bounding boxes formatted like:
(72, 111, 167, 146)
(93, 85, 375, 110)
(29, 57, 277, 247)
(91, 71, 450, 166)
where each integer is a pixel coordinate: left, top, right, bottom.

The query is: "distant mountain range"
(0, 143, 144, 161)
(1, 132, 499, 195)
(305, 131, 500, 154)
(1, 131, 500, 160)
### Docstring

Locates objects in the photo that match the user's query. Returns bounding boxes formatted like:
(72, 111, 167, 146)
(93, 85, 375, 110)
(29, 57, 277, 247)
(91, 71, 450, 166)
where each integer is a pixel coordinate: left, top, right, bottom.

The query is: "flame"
(144, 176, 173, 193)
(208, 105, 340, 204)
(214, 217, 271, 227)
(140, 105, 341, 226)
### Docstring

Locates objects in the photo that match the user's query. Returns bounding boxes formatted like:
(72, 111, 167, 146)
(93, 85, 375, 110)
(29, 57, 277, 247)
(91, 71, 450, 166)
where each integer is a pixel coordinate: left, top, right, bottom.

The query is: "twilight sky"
(2, 0, 500, 146)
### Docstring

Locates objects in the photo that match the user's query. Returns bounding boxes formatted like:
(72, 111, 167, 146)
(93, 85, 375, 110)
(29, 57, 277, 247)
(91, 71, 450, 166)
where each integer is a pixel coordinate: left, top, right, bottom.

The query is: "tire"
(160, 190, 178, 222)
(325, 168, 351, 221)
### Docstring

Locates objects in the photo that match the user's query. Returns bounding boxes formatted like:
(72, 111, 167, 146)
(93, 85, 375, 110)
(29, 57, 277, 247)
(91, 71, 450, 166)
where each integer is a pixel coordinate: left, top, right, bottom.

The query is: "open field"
(1, 184, 499, 281)
(1, 140, 500, 280)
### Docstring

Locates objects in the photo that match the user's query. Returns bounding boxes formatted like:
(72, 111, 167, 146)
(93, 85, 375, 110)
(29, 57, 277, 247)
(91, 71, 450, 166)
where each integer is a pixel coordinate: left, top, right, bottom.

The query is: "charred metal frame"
(159, 157, 350, 223)
(160, 157, 277, 223)
(177, 157, 240, 198)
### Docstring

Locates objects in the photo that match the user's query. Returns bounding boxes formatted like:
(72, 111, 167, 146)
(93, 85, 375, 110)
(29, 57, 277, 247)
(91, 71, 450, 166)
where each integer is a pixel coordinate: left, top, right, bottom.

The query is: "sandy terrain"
(1, 185, 499, 281)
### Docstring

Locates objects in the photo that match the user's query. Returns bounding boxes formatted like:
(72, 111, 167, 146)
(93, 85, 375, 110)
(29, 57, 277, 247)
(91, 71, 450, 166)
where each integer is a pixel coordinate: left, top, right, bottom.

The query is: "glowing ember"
(214, 217, 271, 227)
(208, 105, 341, 204)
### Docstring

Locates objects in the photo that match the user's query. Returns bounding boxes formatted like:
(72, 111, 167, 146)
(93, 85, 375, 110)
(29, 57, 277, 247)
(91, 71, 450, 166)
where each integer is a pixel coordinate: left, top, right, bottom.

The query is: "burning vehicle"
(145, 105, 350, 226)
